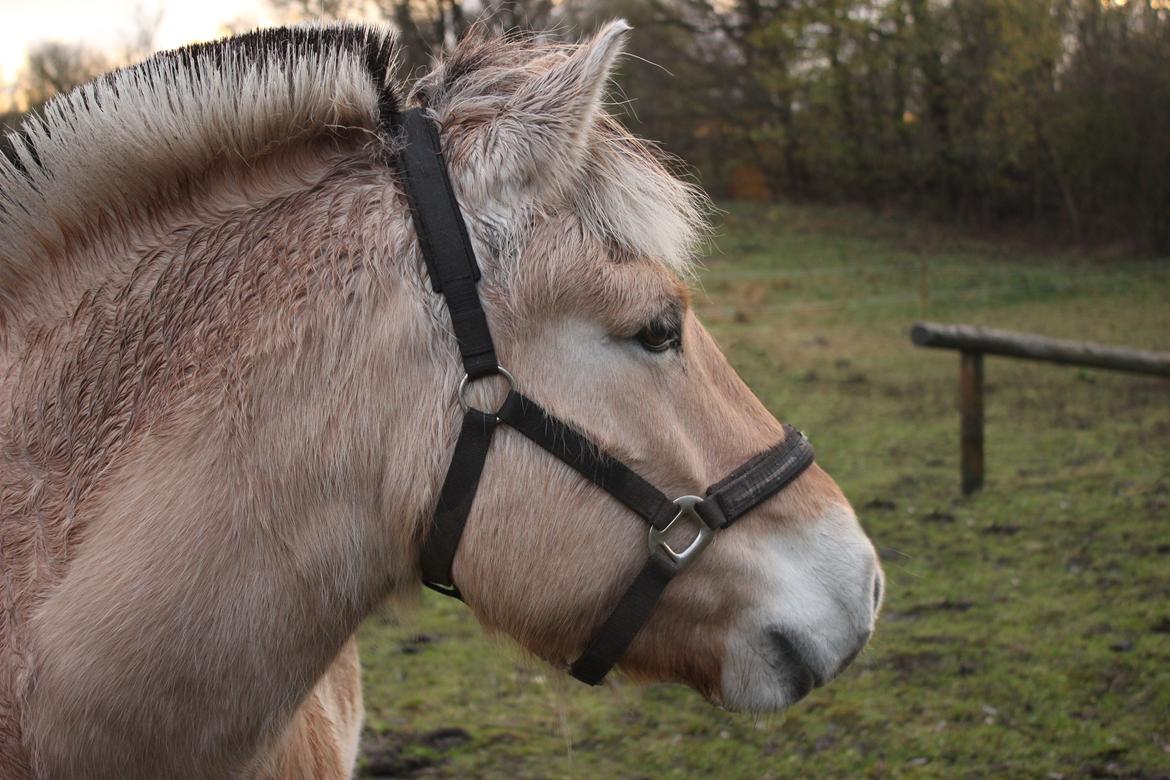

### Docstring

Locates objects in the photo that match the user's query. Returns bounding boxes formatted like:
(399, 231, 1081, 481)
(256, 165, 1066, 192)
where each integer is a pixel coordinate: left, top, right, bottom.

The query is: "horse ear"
(492, 20, 631, 194)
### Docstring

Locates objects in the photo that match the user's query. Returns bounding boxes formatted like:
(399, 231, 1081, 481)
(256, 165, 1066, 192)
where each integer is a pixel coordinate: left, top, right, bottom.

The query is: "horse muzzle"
(717, 503, 882, 712)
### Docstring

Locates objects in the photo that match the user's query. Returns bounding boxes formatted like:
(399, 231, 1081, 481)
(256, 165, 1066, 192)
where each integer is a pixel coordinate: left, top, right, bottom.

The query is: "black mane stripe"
(1, 24, 400, 182)
(0, 24, 403, 316)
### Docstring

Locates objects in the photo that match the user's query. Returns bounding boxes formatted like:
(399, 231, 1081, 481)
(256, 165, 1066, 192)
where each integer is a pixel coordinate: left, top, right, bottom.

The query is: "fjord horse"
(0, 22, 882, 778)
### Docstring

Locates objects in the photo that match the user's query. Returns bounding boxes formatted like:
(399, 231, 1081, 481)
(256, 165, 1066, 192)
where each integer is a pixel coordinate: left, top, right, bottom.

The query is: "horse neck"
(1, 138, 343, 334)
(5, 144, 457, 776)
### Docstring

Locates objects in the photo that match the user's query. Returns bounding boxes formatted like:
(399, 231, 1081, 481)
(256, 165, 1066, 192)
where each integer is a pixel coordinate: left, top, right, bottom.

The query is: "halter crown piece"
(389, 107, 815, 685)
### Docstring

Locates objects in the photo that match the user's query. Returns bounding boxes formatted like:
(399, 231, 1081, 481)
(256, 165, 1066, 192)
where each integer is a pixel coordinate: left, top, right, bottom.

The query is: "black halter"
(391, 108, 815, 685)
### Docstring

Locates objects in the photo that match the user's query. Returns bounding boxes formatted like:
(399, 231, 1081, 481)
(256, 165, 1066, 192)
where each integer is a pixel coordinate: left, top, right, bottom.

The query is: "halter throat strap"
(393, 108, 815, 685)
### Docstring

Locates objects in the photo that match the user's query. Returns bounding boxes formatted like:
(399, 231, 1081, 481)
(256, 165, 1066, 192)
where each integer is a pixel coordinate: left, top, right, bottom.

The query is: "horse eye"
(636, 322, 680, 353)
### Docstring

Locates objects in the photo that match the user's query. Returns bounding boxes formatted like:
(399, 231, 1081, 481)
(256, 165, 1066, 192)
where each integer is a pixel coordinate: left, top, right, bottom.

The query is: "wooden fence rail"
(910, 321, 1170, 494)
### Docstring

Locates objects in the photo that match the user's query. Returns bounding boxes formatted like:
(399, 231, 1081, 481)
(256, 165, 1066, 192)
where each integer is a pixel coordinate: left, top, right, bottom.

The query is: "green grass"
(357, 202, 1170, 779)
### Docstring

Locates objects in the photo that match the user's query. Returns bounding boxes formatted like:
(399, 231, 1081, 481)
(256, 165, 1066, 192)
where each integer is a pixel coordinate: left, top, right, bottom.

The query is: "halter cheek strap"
(394, 108, 498, 379)
(393, 107, 815, 685)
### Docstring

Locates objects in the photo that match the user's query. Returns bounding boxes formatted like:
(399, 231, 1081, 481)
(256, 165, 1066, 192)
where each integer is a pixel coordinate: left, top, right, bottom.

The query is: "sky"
(0, 0, 279, 86)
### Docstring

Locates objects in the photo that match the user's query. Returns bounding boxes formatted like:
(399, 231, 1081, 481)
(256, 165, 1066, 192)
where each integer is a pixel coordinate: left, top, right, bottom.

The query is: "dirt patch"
(360, 727, 472, 778)
(398, 634, 436, 655)
(880, 650, 946, 680)
(1072, 756, 1170, 780)
(886, 600, 975, 623)
(983, 522, 1022, 535)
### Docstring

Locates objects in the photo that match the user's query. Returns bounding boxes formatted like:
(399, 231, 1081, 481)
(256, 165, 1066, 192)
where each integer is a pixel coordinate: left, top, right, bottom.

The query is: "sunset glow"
(0, 0, 278, 89)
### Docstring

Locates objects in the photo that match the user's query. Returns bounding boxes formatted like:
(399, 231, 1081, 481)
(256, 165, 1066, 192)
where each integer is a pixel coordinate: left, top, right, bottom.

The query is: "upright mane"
(0, 25, 398, 325)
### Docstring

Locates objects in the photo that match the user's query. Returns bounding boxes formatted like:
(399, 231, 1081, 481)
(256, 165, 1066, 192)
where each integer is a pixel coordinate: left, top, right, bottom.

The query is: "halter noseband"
(391, 108, 815, 685)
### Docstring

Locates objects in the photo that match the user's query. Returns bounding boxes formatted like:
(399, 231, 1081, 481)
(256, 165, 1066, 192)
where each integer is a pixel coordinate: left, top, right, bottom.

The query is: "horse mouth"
(765, 628, 825, 703)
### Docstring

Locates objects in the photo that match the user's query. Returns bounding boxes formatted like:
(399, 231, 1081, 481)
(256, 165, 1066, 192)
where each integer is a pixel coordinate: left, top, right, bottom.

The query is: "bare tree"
(271, 0, 562, 76)
(120, 3, 165, 65)
(269, 0, 369, 20)
(19, 41, 110, 109)
(4, 6, 158, 129)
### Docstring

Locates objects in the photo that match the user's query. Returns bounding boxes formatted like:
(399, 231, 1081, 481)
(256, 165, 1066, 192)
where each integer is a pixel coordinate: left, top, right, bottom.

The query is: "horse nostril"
(872, 569, 884, 612)
(766, 629, 824, 700)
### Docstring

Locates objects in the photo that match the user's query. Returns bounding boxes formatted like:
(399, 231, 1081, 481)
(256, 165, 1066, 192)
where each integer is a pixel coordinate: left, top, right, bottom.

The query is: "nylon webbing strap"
(566, 426, 816, 685)
(420, 410, 497, 597)
(497, 392, 677, 529)
(496, 390, 680, 685)
(695, 425, 815, 530)
(395, 108, 498, 379)
(569, 559, 674, 685)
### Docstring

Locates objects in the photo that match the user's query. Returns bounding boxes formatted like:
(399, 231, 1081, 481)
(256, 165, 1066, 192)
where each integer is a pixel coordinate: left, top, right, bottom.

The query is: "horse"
(0, 21, 883, 779)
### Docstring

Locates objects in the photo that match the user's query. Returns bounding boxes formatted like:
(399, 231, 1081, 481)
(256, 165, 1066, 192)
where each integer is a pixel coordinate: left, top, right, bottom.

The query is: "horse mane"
(0, 22, 706, 333)
(0, 24, 399, 324)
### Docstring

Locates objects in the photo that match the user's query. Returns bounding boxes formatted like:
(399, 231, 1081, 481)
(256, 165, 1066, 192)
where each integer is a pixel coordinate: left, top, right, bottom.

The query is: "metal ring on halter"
(458, 366, 517, 414)
(647, 495, 716, 574)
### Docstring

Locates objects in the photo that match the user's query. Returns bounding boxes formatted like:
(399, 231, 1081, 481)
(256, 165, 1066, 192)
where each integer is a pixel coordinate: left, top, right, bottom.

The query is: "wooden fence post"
(958, 350, 984, 495)
(911, 321, 1170, 494)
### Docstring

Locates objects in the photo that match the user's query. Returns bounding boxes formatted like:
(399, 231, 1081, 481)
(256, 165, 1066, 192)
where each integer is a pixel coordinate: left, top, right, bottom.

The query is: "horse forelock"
(411, 26, 709, 282)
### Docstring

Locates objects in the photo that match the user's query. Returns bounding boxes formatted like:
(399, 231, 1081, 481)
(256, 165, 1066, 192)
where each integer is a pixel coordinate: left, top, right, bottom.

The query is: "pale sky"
(0, 0, 281, 87)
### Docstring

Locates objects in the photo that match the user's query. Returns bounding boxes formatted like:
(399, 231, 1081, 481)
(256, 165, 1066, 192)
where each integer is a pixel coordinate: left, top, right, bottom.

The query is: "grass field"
(356, 203, 1170, 779)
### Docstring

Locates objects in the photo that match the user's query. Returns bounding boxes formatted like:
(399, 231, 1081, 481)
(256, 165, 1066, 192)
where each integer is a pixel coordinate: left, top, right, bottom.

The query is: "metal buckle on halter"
(648, 495, 716, 574)
(458, 366, 516, 414)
